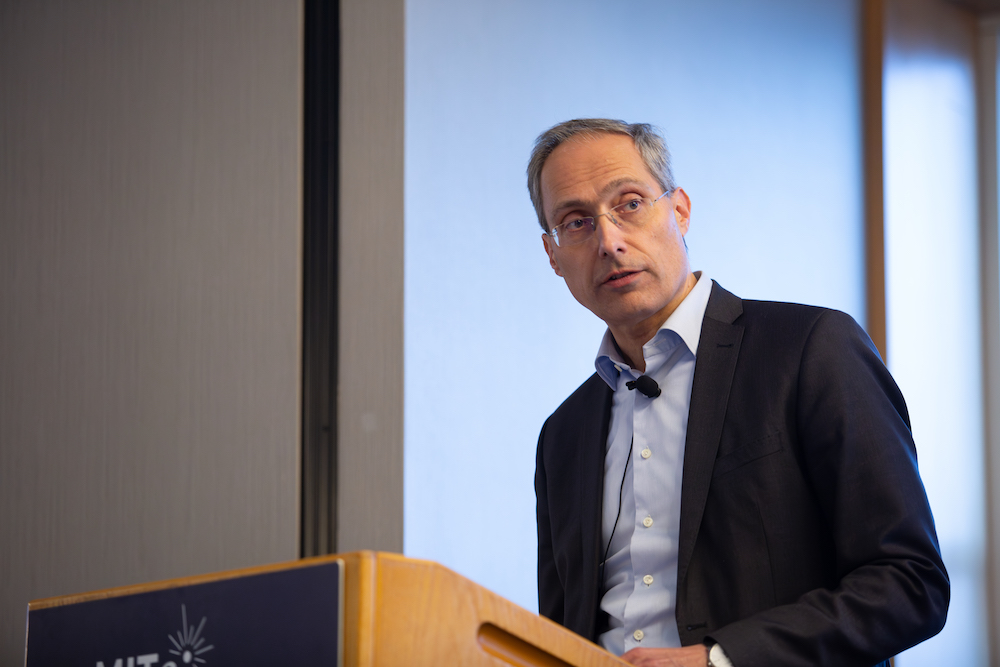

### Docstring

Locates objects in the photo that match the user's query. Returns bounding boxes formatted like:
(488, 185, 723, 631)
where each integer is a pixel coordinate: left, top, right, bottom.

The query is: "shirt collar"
(594, 271, 713, 389)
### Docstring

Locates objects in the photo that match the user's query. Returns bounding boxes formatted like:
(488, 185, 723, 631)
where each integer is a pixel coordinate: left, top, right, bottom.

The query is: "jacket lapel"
(677, 282, 744, 587)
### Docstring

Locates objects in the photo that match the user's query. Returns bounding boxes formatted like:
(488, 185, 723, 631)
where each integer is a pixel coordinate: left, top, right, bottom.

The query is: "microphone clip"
(626, 374, 661, 398)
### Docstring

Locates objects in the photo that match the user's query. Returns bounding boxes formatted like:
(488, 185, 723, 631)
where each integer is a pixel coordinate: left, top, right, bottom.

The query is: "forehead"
(540, 133, 657, 213)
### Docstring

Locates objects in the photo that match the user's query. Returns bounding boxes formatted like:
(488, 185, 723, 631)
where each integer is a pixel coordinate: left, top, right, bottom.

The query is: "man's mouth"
(602, 269, 639, 286)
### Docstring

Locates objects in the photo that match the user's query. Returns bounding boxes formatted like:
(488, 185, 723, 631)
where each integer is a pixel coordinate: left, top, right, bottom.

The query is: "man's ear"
(671, 188, 692, 235)
(542, 233, 563, 277)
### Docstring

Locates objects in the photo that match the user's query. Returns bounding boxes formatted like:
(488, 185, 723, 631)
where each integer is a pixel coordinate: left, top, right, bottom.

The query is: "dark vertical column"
(301, 0, 340, 557)
(863, 0, 887, 362)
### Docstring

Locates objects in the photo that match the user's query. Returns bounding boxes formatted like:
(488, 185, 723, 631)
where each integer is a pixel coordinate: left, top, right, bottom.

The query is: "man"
(530, 119, 948, 667)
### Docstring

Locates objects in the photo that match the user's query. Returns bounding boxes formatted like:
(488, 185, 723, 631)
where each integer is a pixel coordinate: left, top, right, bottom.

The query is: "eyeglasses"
(546, 191, 671, 248)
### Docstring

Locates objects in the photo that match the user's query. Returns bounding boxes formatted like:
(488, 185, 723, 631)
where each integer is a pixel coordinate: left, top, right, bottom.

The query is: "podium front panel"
(26, 559, 344, 667)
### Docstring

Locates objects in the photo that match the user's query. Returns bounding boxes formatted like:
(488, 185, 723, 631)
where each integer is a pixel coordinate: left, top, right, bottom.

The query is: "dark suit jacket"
(535, 282, 949, 667)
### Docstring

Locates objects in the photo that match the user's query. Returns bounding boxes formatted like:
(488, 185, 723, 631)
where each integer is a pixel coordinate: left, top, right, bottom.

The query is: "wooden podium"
(26, 551, 627, 667)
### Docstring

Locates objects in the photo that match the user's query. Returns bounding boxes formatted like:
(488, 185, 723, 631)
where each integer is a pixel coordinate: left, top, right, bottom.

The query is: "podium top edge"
(27, 550, 425, 611)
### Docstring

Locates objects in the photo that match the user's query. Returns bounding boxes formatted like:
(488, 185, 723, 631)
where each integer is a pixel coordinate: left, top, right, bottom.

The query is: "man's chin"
(597, 303, 669, 332)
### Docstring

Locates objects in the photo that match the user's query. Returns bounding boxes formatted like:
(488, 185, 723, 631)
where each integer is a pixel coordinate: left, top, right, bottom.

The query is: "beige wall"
(337, 0, 405, 554)
(0, 2, 304, 664)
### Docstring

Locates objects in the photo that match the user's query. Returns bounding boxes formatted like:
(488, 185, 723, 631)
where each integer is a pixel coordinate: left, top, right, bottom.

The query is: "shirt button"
(643, 574, 654, 585)
(633, 629, 644, 641)
(642, 516, 653, 528)
(641, 447, 652, 459)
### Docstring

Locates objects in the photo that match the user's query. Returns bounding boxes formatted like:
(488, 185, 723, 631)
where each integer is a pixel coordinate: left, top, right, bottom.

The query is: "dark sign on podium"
(25, 559, 344, 667)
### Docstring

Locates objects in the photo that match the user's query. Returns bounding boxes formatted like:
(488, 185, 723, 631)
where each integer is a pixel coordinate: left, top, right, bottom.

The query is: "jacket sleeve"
(706, 310, 949, 667)
(535, 418, 566, 625)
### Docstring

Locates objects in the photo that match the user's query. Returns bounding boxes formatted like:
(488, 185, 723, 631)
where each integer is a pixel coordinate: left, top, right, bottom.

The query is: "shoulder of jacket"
(548, 372, 608, 419)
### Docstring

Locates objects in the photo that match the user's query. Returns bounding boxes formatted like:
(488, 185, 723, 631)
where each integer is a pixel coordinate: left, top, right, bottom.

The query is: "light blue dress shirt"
(594, 271, 713, 656)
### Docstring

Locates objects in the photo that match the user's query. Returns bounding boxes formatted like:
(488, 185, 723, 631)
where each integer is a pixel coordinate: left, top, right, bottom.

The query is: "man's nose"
(594, 213, 627, 255)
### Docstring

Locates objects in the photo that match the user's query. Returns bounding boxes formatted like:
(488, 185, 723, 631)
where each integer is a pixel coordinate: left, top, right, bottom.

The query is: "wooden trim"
(863, 0, 888, 362)
(346, 551, 377, 667)
(977, 14, 1000, 667)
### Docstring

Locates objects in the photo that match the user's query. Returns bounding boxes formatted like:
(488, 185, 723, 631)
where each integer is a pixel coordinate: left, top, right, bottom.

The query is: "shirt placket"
(622, 338, 682, 650)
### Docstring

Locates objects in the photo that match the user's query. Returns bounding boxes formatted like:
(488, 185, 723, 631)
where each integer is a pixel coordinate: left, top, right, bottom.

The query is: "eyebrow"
(550, 177, 650, 218)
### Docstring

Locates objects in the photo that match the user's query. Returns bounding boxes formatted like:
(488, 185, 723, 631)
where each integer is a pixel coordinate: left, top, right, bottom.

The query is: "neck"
(610, 272, 697, 373)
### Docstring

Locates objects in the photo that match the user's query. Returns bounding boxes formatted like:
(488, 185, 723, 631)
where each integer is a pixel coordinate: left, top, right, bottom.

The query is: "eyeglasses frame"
(546, 190, 673, 248)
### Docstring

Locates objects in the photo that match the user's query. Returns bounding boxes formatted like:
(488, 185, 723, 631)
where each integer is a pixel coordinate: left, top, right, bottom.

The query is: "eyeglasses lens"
(555, 197, 653, 247)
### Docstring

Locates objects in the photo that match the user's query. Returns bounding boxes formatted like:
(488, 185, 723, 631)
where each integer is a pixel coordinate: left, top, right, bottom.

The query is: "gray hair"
(527, 118, 677, 232)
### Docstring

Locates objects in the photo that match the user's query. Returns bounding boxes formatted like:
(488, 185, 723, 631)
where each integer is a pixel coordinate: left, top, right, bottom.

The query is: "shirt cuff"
(709, 642, 735, 667)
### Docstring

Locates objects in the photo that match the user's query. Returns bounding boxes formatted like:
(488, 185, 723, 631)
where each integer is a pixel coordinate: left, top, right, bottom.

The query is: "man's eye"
(622, 198, 642, 212)
(564, 218, 590, 232)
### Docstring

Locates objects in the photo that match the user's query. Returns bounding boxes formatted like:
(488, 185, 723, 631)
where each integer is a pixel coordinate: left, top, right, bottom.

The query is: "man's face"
(540, 133, 693, 337)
